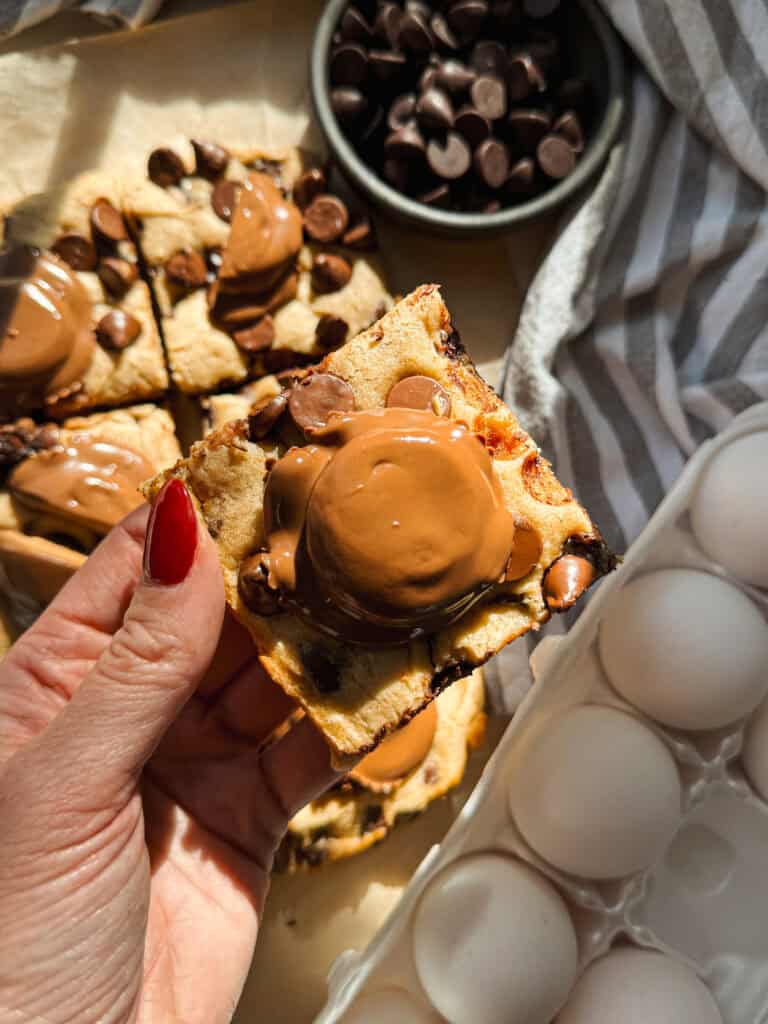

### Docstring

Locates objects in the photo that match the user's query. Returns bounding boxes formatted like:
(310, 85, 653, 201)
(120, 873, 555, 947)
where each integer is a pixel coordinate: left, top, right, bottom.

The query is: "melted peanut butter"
(263, 408, 516, 643)
(0, 247, 95, 414)
(350, 701, 438, 790)
(9, 435, 153, 534)
(218, 172, 303, 294)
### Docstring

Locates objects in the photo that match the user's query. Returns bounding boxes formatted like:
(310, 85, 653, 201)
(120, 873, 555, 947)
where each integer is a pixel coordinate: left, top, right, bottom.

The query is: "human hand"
(0, 479, 338, 1024)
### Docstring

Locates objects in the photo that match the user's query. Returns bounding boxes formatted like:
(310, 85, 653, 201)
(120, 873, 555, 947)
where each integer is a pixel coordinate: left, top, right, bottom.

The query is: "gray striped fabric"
(491, 1, 768, 711)
(0, 0, 162, 37)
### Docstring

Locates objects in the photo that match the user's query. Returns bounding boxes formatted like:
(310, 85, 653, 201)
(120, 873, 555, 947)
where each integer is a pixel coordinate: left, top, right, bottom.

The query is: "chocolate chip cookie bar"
(123, 140, 392, 395)
(279, 670, 486, 870)
(143, 285, 615, 766)
(1, 172, 168, 419)
(0, 404, 181, 611)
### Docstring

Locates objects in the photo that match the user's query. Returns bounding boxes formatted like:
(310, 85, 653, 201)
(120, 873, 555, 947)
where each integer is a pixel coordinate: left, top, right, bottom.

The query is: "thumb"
(38, 478, 226, 806)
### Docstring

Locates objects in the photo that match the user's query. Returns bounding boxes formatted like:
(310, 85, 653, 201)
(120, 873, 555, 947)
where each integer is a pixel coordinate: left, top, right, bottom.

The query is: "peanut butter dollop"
(263, 408, 516, 643)
(350, 701, 438, 790)
(9, 436, 153, 534)
(0, 247, 95, 414)
(218, 172, 303, 294)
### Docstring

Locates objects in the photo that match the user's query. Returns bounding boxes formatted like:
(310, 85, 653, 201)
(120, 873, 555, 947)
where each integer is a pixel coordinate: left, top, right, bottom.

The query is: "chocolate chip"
(506, 52, 546, 101)
(553, 110, 584, 153)
(331, 86, 368, 124)
(416, 88, 454, 133)
(315, 314, 349, 350)
(342, 217, 377, 250)
(311, 253, 353, 294)
(303, 194, 350, 244)
(435, 59, 476, 94)
(383, 157, 412, 192)
(330, 42, 369, 87)
(430, 12, 460, 50)
(303, 646, 341, 693)
(288, 372, 356, 433)
(418, 183, 452, 207)
(490, 0, 522, 29)
(96, 309, 141, 350)
(427, 131, 471, 179)
(29, 423, 60, 450)
(474, 137, 509, 188)
(0, 432, 24, 467)
(247, 392, 288, 439)
(419, 65, 439, 93)
(290, 169, 324, 212)
(147, 147, 186, 188)
(406, 0, 432, 18)
(238, 554, 282, 615)
(165, 249, 208, 289)
(537, 133, 576, 179)
(384, 120, 427, 161)
(374, 2, 401, 46)
(211, 179, 242, 223)
(504, 517, 542, 580)
(505, 157, 536, 195)
(340, 5, 374, 43)
(233, 315, 275, 352)
(97, 257, 138, 297)
(192, 139, 229, 179)
(470, 74, 507, 120)
(524, 0, 559, 19)
(398, 10, 434, 52)
(446, 0, 488, 43)
(558, 77, 590, 113)
(387, 375, 452, 416)
(368, 49, 407, 83)
(90, 199, 127, 243)
(362, 803, 385, 832)
(507, 107, 551, 151)
(264, 349, 314, 373)
(470, 39, 506, 75)
(388, 93, 417, 132)
(51, 234, 97, 272)
(209, 271, 298, 328)
(543, 553, 594, 611)
(454, 105, 491, 147)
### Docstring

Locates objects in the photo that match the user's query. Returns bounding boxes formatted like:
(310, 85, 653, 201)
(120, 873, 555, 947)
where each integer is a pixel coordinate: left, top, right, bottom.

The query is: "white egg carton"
(316, 402, 768, 1024)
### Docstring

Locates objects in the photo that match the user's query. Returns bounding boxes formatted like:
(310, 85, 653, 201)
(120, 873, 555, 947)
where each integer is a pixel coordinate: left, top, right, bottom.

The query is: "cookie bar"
(122, 140, 392, 395)
(0, 405, 181, 606)
(1, 172, 168, 419)
(143, 286, 615, 767)
(279, 670, 486, 870)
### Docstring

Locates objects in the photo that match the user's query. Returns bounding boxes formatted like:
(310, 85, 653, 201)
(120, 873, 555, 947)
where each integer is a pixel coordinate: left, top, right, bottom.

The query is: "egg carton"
(316, 402, 768, 1024)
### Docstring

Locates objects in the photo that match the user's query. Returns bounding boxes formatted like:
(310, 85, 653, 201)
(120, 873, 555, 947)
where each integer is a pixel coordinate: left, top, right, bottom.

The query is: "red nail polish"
(144, 478, 197, 585)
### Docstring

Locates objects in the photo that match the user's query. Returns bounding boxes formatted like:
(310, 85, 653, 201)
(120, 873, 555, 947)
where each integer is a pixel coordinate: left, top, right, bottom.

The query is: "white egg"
(556, 947, 722, 1023)
(412, 853, 578, 1024)
(509, 705, 681, 879)
(598, 569, 768, 731)
(690, 431, 768, 588)
(342, 988, 437, 1023)
(742, 698, 768, 802)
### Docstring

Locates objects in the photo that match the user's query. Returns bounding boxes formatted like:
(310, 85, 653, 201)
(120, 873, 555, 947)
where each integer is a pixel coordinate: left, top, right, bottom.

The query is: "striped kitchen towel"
(0, 0, 163, 37)
(489, 0, 768, 711)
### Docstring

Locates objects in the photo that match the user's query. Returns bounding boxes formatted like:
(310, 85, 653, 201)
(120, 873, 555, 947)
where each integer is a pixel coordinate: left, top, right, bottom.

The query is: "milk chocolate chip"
(292, 168, 327, 210)
(543, 553, 595, 610)
(148, 147, 186, 188)
(504, 517, 542, 580)
(303, 195, 350, 244)
(97, 257, 138, 297)
(238, 554, 282, 615)
(537, 133, 576, 179)
(233, 315, 275, 353)
(96, 310, 141, 350)
(248, 393, 288, 439)
(386, 375, 451, 417)
(288, 373, 356, 433)
(192, 139, 229, 179)
(211, 180, 242, 223)
(90, 200, 127, 243)
(165, 249, 208, 289)
(342, 217, 376, 250)
(51, 235, 97, 272)
(311, 253, 352, 294)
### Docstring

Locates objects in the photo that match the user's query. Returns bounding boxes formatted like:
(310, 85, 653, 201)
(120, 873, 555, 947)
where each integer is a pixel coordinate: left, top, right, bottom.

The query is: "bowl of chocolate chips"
(311, 0, 625, 235)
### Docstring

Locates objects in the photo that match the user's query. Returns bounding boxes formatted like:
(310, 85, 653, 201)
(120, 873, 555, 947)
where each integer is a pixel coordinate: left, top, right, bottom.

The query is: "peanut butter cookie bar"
(279, 670, 486, 870)
(1, 173, 168, 419)
(123, 140, 392, 395)
(143, 286, 615, 766)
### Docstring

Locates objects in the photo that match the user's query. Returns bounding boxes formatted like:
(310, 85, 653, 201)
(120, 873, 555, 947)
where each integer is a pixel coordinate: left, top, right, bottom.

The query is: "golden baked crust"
(122, 144, 392, 395)
(143, 287, 612, 767)
(279, 670, 486, 870)
(2, 172, 168, 417)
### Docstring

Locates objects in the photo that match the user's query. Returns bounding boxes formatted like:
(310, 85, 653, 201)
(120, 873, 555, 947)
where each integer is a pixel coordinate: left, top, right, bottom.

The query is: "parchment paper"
(0, 5, 551, 1017)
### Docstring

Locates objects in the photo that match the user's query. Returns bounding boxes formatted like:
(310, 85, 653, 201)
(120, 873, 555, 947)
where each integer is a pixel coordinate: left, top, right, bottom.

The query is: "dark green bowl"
(311, 0, 626, 237)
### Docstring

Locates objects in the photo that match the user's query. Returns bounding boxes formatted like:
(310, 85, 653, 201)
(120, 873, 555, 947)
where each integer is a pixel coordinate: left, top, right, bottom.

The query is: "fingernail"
(143, 478, 197, 585)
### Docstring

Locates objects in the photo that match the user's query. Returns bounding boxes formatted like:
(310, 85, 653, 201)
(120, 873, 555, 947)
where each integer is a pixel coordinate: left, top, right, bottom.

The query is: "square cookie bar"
(143, 287, 615, 766)
(122, 139, 392, 395)
(0, 404, 181, 610)
(1, 172, 168, 419)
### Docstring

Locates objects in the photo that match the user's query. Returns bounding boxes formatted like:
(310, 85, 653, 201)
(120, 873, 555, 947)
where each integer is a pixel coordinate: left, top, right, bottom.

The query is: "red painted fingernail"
(143, 478, 197, 585)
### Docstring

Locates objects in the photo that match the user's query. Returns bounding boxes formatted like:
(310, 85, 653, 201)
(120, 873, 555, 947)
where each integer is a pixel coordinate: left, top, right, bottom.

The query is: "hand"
(0, 479, 337, 1024)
